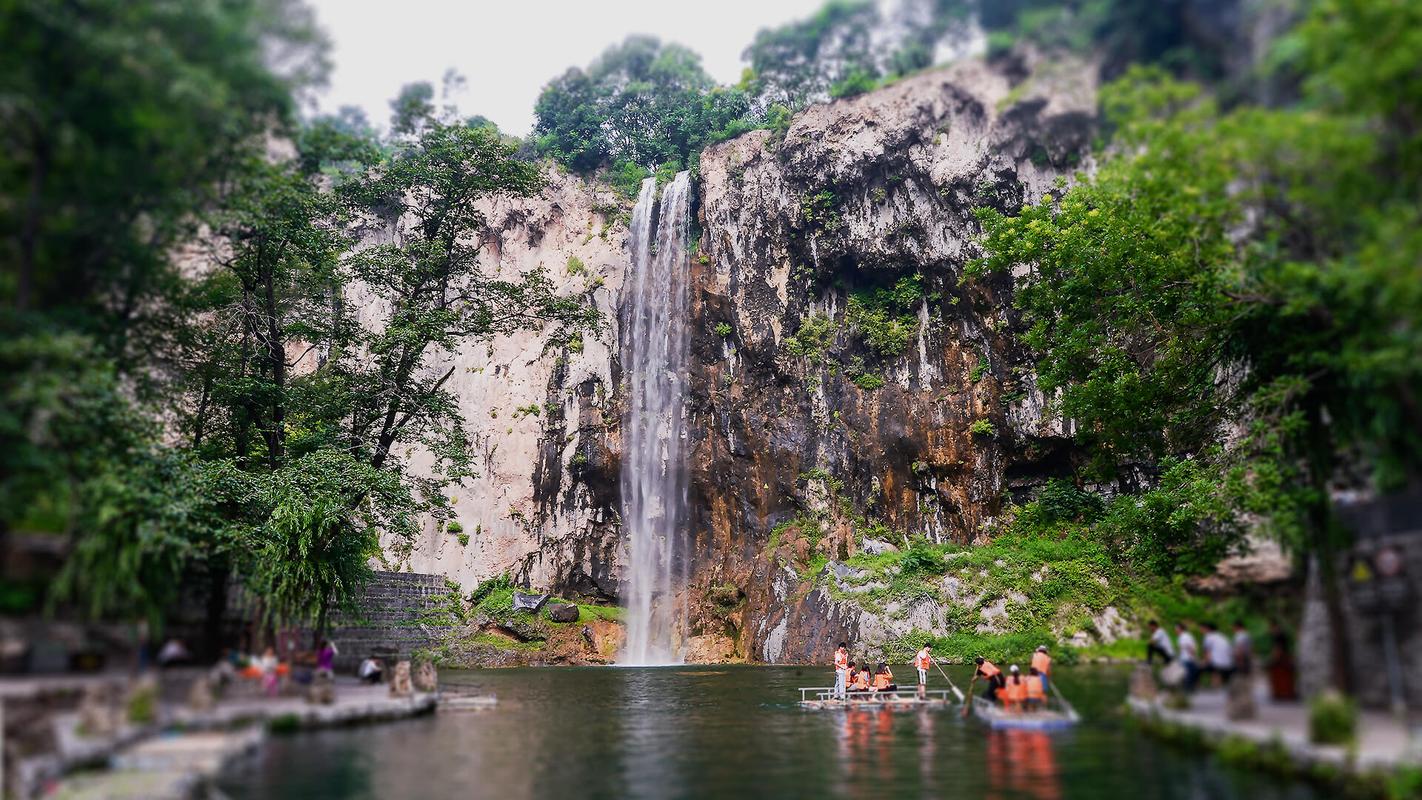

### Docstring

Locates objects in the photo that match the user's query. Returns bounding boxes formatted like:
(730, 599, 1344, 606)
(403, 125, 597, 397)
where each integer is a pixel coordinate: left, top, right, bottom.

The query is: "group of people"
(1145, 618, 1296, 699)
(1145, 619, 1252, 692)
(830, 641, 1057, 713)
(968, 646, 1054, 711)
(212, 639, 340, 696)
(832, 641, 900, 698)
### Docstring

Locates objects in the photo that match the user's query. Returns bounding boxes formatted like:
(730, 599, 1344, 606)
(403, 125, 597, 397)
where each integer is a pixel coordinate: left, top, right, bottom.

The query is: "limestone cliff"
(393, 53, 1101, 664)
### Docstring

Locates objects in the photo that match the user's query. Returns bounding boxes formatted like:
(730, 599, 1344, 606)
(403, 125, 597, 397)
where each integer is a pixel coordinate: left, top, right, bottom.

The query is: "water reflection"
(986, 730, 1061, 800)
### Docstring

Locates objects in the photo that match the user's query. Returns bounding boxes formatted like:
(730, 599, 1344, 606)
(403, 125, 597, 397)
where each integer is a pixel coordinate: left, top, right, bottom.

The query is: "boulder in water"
(547, 603, 579, 623)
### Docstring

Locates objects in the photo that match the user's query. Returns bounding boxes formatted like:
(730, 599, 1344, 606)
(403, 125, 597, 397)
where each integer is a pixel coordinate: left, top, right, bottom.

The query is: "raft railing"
(798, 687, 955, 704)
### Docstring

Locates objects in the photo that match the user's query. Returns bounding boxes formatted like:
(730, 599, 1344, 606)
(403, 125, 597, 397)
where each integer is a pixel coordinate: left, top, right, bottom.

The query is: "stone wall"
(321, 571, 459, 673)
(1299, 493, 1422, 710)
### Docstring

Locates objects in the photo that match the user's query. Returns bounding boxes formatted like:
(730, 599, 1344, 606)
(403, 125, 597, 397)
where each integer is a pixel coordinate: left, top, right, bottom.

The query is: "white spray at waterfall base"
(619, 172, 692, 666)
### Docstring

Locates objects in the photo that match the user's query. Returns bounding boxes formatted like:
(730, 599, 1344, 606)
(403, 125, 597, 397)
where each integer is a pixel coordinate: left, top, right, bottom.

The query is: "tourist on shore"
(157, 638, 191, 668)
(1202, 622, 1234, 685)
(1232, 621, 1254, 676)
(1266, 622, 1298, 701)
(1176, 622, 1200, 691)
(971, 656, 1005, 700)
(914, 643, 934, 690)
(872, 663, 897, 693)
(1026, 667, 1047, 710)
(1147, 620, 1175, 665)
(1031, 646, 1053, 693)
(256, 646, 280, 697)
(834, 641, 850, 700)
(317, 639, 338, 677)
(358, 656, 384, 684)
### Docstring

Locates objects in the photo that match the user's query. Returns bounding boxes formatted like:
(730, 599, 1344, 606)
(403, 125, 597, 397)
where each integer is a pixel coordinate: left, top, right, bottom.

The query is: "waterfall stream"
(619, 171, 692, 665)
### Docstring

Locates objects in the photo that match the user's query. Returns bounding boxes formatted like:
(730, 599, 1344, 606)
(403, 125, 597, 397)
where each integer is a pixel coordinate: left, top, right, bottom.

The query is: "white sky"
(306, 0, 827, 136)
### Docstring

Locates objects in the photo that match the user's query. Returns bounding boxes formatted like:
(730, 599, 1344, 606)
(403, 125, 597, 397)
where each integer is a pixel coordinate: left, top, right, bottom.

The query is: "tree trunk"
(17, 135, 51, 311)
(202, 557, 230, 661)
(262, 260, 285, 467)
(1305, 401, 1352, 694)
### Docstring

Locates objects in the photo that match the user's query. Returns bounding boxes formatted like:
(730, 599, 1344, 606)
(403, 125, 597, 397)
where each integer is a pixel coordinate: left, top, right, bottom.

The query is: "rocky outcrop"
(684, 56, 1096, 661)
(390, 54, 1100, 663)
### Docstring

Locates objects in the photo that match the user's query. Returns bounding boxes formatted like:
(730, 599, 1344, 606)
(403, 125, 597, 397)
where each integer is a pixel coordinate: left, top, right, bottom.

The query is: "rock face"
(366, 169, 631, 601)
(390, 54, 1098, 663)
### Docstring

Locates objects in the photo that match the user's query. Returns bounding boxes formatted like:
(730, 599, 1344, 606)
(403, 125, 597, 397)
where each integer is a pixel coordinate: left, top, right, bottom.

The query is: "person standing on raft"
(969, 656, 1005, 700)
(914, 643, 934, 693)
(1031, 645, 1053, 694)
(1026, 667, 1047, 710)
(834, 642, 850, 700)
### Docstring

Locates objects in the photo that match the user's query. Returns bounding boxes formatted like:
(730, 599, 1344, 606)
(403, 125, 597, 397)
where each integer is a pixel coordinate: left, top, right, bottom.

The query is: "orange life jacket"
(1031, 651, 1052, 675)
(835, 650, 848, 670)
(1002, 677, 1028, 704)
(915, 650, 932, 670)
(1026, 675, 1046, 700)
(873, 672, 892, 690)
(850, 672, 871, 691)
(978, 660, 1001, 679)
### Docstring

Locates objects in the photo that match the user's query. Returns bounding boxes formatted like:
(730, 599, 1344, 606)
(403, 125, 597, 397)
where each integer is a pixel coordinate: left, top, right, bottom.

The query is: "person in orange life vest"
(1031, 645, 1053, 694)
(1000, 664, 1028, 708)
(972, 656, 1005, 700)
(848, 662, 871, 694)
(834, 641, 850, 699)
(857, 664, 873, 694)
(1025, 667, 1048, 710)
(914, 643, 934, 687)
(872, 663, 897, 693)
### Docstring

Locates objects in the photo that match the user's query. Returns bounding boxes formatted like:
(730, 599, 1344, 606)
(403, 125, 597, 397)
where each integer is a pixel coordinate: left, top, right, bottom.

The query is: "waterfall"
(619, 171, 692, 666)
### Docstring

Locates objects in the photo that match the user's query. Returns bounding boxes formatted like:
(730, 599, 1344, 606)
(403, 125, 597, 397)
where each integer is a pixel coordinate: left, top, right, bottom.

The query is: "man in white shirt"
(1202, 621, 1235, 685)
(833, 641, 849, 700)
(1146, 620, 1175, 665)
(1176, 622, 1200, 691)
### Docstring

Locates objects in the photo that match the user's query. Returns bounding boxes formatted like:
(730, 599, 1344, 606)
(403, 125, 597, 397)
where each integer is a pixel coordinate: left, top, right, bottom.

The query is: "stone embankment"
(1127, 674, 1421, 798)
(31, 679, 437, 800)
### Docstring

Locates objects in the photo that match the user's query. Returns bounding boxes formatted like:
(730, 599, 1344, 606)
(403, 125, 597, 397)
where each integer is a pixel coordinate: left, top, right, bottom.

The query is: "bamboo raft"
(967, 694, 1080, 730)
(797, 687, 958, 709)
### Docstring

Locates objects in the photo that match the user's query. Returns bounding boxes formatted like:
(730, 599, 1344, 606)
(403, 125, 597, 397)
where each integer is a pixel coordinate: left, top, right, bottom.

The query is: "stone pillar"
(1129, 664, 1158, 702)
(1226, 675, 1257, 720)
(389, 661, 413, 697)
(1297, 556, 1335, 699)
(412, 661, 438, 693)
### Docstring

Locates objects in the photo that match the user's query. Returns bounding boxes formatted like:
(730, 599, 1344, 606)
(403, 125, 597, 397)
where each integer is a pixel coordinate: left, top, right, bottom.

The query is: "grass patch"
(577, 604, 626, 623)
(468, 633, 544, 653)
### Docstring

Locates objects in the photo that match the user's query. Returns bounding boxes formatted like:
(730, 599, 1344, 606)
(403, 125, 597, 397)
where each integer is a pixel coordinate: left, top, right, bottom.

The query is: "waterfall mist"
(619, 171, 692, 666)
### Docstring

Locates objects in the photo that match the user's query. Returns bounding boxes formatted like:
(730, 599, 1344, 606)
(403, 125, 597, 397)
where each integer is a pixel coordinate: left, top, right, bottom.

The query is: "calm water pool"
(219, 664, 1322, 799)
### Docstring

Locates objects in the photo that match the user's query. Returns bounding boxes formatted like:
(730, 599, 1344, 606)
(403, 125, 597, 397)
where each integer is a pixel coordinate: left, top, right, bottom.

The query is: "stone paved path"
(1130, 679, 1419, 771)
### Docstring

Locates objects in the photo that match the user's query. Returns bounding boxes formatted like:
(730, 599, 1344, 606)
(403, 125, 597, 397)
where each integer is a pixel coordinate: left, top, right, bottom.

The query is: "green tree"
(973, 22, 1422, 684)
(534, 35, 752, 175)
